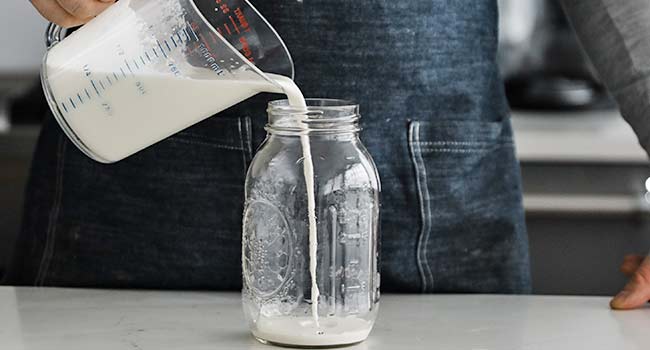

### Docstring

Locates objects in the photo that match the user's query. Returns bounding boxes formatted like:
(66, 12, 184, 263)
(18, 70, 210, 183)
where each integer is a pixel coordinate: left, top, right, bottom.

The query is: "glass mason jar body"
(242, 99, 381, 347)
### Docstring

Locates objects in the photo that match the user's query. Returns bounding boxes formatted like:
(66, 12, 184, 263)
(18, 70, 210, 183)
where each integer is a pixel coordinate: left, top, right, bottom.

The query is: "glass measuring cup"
(41, 0, 294, 163)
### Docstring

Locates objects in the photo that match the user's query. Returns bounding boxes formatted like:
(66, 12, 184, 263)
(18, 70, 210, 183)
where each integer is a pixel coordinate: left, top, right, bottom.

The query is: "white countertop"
(511, 109, 648, 163)
(1, 287, 649, 350)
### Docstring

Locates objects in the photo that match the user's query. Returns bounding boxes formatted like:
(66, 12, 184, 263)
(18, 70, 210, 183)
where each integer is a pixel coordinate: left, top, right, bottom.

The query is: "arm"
(561, 0, 650, 310)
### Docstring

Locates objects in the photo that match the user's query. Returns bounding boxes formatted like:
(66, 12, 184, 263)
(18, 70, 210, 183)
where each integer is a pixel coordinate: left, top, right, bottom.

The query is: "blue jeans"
(7, 0, 531, 293)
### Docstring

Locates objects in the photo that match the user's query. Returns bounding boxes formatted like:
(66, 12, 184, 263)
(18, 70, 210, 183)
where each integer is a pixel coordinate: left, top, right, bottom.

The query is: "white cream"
(44, 71, 282, 162)
(252, 316, 373, 347)
(272, 77, 321, 327)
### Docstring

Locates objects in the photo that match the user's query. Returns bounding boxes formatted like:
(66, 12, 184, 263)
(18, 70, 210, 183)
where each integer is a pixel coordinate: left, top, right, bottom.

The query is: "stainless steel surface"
(514, 109, 650, 295)
(512, 109, 648, 163)
(521, 162, 650, 295)
(524, 193, 650, 215)
(527, 215, 650, 296)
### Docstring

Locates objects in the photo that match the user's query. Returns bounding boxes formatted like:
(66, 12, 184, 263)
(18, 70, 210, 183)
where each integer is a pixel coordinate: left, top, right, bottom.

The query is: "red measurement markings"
(239, 36, 254, 63)
(214, 0, 230, 14)
(234, 7, 250, 32)
(229, 16, 241, 34)
(224, 23, 232, 35)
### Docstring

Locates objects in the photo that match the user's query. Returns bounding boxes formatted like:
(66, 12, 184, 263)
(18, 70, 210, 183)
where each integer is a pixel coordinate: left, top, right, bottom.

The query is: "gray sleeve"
(561, 0, 650, 155)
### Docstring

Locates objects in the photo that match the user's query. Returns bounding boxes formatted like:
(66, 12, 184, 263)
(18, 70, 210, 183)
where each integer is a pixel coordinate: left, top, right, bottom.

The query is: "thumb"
(611, 256, 650, 310)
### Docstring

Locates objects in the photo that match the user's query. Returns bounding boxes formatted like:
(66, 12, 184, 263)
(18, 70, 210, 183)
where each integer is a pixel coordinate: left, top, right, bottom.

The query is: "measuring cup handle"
(45, 23, 66, 47)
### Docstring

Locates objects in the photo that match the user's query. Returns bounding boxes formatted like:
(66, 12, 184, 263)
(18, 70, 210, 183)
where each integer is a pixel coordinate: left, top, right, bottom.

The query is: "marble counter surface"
(1, 287, 649, 349)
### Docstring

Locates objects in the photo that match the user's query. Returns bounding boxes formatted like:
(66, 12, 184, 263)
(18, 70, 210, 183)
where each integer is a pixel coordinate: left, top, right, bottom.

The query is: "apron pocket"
(407, 118, 526, 293)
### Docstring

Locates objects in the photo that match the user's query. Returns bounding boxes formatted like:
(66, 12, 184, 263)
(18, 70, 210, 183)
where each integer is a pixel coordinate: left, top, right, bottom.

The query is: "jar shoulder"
(247, 136, 380, 191)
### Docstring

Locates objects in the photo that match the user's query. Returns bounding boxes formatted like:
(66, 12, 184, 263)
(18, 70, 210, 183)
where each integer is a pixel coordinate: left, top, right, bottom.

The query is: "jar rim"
(266, 98, 361, 135)
(268, 98, 359, 113)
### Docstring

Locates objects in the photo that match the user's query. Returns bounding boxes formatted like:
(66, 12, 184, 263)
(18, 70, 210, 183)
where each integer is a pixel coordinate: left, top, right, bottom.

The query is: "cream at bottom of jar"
(252, 315, 374, 346)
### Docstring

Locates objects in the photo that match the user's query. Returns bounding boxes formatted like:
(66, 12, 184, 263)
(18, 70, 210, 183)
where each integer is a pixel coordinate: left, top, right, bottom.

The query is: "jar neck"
(265, 99, 360, 136)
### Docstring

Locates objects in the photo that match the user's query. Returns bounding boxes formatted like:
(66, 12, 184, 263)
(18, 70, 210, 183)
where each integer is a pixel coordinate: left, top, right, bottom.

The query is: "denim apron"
(7, 0, 531, 293)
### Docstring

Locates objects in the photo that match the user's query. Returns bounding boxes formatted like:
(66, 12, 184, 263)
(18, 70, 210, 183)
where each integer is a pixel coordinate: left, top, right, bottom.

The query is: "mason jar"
(242, 99, 381, 347)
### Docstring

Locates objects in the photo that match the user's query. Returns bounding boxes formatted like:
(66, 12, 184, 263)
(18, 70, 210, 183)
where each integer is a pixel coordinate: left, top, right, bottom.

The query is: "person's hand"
(610, 254, 650, 310)
(30, 0, 116, 28)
